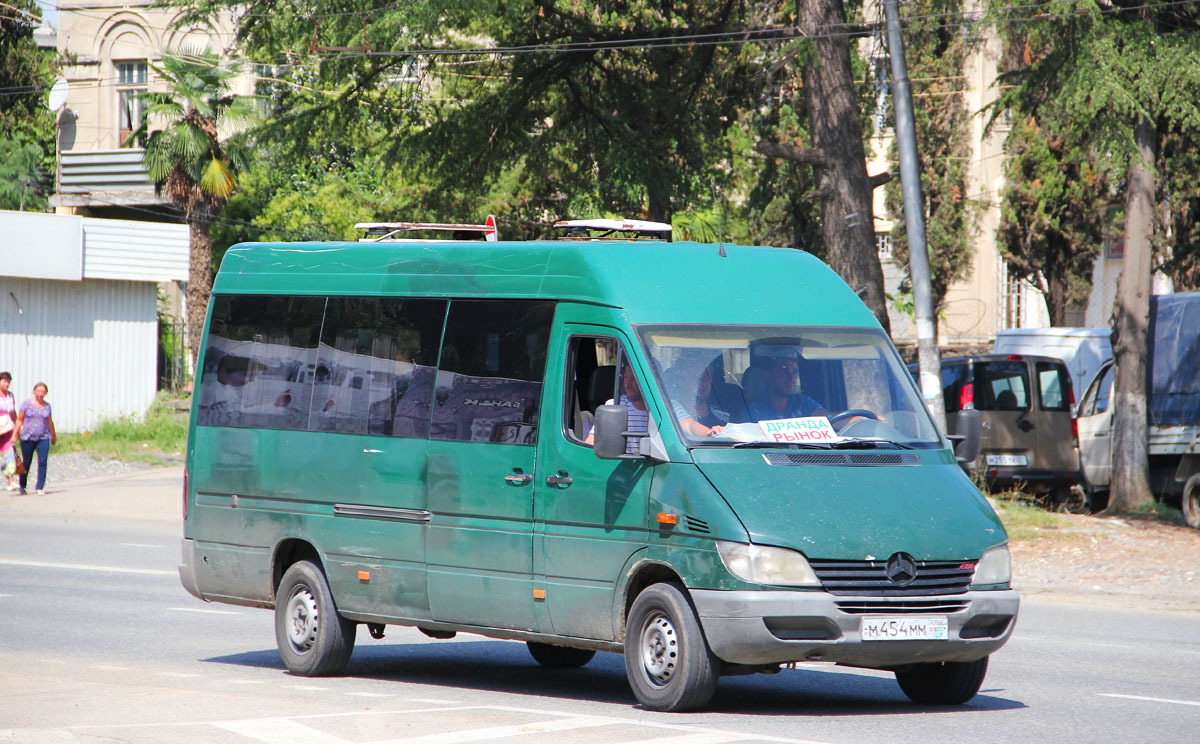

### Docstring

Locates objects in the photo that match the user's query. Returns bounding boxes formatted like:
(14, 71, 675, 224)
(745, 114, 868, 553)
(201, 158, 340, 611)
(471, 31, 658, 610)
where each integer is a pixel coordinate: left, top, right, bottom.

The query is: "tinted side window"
(940, 363, 968, 413)
(309, 297, 447, 437)
(1036, 361, 1071, 411)
(431, 300, 555, 444)
(1094, 365, 1113, 414)
(975, 361, 1029, 411)
(197, 295, 325, 430)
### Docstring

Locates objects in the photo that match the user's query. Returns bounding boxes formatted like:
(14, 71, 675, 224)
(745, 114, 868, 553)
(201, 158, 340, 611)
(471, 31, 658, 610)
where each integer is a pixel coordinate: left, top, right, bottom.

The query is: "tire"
(275, 560, 356, 676)
(1183, 474, 1200, 530)
(526, 641, 596, 668)
(623, 582, 719, 712)
(895, 656, 988, 705)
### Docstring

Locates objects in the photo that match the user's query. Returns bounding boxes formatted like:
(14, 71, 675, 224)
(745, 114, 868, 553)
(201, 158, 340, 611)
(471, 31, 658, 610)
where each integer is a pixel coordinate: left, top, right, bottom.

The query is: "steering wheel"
(827, 408, 879, 425)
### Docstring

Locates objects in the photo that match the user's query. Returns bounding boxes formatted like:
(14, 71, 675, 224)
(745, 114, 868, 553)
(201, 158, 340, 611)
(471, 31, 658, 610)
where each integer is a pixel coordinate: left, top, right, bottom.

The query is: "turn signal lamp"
(656, 513, 678, 525)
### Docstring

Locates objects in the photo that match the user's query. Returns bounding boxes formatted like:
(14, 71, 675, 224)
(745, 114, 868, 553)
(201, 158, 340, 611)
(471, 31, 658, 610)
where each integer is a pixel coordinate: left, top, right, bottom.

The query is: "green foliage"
(883, 0, 982, 318)
(990, 0, 1200, 308)
(0, 1, 56, 209)
(56, 395, 188, 462)
(0, 137, 47, 210)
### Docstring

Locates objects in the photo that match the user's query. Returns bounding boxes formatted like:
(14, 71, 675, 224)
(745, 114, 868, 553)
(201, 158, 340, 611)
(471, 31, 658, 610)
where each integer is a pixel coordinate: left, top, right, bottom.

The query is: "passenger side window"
(1036, 362, 1071, 411)
(197, 295, 326, 430)
(309, 297, 447, 437)
(975, 361, 1029, 411)
(565, 336, 619, 444)
(431, 300, 555, 444)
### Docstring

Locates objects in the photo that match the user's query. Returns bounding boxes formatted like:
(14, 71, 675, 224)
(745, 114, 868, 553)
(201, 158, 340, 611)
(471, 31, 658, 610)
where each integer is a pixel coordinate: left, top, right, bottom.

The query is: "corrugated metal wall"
(83, 217, 188, 282)
(0, 276, 158, 433)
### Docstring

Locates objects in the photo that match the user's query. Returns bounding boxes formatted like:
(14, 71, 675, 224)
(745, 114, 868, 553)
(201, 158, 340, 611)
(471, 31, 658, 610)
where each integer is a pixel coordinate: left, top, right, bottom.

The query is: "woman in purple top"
(15, 382, 57, 495)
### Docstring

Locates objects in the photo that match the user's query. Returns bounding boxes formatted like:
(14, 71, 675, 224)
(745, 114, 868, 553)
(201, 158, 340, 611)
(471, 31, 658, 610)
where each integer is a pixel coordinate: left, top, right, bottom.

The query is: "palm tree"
(130, 50, 255, 362)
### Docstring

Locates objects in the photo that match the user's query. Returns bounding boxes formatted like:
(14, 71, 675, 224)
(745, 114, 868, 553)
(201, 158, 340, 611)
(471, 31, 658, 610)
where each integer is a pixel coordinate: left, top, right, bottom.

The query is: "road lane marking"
(156, 672, 202, 678)
(168, 606, 241, 615)
(93, 665, 132, 671)
(1099, 693, 1200, 707)
(345, 692, 392, 698)
(408, 698, 458, 704)
(286, 685, 331, 691)
(215, 717, 350, 744)
(372, 715, 615, 743)
(119, 543, 166, 549)
(0, 558, 175, 576)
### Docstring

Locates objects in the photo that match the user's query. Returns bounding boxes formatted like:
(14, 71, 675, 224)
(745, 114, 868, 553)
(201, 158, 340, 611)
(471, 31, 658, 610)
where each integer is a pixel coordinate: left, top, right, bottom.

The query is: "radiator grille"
(809, 558, 976, 596)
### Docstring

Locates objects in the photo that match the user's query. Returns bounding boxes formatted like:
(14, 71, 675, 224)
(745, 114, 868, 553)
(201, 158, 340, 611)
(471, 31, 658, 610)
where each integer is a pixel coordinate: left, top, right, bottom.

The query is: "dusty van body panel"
(182, 238, 1018, 711)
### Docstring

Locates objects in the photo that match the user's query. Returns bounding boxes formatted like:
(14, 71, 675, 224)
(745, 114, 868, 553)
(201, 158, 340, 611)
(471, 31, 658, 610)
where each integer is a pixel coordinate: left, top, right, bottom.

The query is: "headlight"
(972, 544, 1012, 586)
(716, 541, 821, 587)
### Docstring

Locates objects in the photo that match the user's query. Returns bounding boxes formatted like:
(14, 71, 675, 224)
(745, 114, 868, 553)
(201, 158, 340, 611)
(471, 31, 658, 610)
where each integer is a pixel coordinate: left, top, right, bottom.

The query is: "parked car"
(1076, 293, 1200, 524)
(912, 354, 1083, 506)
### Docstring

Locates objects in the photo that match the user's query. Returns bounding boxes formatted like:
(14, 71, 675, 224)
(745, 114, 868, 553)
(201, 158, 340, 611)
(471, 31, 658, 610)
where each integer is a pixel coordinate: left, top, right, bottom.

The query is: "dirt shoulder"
(1010, 512, 1200, 613)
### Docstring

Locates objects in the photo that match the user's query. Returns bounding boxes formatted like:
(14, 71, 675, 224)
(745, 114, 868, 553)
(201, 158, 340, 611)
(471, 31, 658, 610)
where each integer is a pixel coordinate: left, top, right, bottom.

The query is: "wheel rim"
(638, 610, 678, 687)
(1187, 489, 1200, 526)
(285, 586, 320, 653)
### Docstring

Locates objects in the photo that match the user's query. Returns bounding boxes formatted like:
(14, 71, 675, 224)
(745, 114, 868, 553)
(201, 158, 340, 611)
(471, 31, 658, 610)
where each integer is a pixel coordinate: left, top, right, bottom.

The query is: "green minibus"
(180, 232, 1017, 711)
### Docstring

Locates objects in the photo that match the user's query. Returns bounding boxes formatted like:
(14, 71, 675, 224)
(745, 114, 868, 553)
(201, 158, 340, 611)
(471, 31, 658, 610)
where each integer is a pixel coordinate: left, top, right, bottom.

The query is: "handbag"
(13, 451, 25, 476)
(0, 417, 11, 436)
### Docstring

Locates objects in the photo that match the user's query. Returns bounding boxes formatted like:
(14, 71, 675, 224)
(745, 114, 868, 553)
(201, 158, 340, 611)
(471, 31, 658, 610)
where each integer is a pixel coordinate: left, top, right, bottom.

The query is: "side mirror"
(952, 408, 982, 466)
(594, 404, 636, 460)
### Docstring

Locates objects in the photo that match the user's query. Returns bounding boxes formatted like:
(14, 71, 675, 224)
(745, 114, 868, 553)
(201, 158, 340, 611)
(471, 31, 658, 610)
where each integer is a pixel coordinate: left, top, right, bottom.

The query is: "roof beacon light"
(355, 215, 499, 243)
(553, 218, 673, 242)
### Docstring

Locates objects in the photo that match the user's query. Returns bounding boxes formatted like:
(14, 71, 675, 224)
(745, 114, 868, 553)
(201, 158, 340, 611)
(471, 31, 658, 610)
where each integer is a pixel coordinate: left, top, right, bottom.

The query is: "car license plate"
(861, 616, 949, 641)
(986, 454, 1027, 466)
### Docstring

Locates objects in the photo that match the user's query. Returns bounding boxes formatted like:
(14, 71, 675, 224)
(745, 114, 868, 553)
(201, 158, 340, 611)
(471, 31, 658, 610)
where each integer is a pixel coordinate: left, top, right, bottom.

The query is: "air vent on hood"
(762, 452, 920, 467)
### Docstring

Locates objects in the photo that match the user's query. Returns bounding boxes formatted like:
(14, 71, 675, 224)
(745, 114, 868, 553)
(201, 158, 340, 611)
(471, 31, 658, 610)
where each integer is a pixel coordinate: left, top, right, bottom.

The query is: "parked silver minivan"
(915, 354, 1083, 504)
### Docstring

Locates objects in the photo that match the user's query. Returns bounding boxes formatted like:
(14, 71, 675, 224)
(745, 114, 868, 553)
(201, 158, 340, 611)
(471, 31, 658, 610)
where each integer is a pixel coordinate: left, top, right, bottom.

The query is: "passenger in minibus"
(668, 362, 728, 437)
(585, 363, 649, 452)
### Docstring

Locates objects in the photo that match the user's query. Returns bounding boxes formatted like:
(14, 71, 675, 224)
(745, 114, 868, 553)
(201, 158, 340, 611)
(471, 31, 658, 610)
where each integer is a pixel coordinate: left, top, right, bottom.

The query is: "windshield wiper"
(729, 441, 832, 449)
(830, 437, 914, 450)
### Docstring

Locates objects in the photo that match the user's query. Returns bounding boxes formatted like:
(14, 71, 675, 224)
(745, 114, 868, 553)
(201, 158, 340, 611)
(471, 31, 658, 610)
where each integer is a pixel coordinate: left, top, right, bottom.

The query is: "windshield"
(637, 325, 943, 449)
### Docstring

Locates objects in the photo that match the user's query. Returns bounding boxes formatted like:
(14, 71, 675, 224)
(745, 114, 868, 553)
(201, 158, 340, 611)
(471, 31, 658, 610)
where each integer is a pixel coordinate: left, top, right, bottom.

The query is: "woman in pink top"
(15, 381, 56, 495)
(0, 372, 16, 491)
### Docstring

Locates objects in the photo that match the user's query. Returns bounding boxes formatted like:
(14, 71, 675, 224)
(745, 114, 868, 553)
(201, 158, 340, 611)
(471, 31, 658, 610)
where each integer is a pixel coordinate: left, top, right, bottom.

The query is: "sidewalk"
(0, 464, 183, 526)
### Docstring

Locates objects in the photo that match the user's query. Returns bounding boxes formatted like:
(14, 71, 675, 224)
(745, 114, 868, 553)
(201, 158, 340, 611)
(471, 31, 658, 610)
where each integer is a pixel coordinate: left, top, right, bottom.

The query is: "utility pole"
(883, 0, 945, 431)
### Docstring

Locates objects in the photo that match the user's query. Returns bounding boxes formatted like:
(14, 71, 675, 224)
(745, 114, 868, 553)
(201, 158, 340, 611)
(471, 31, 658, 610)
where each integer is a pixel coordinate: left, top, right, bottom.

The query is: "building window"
(116, 61, 147, 147)
(876, 232, 893, 259)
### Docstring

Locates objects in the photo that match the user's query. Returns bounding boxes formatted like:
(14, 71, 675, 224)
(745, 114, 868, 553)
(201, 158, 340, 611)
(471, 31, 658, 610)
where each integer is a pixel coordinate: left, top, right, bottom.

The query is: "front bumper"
(691, 588, 1019, 668)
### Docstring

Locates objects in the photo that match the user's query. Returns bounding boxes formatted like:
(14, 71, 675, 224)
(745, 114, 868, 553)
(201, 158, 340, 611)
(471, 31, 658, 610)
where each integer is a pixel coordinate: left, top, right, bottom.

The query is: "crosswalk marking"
(613, 734, 756, 744)
(215, 717, 350, 744)
(370, 715, 614, 743)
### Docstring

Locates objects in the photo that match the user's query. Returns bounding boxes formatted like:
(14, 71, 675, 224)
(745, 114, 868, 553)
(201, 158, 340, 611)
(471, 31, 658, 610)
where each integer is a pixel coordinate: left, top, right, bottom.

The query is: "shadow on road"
(203, 638, 1026, 716)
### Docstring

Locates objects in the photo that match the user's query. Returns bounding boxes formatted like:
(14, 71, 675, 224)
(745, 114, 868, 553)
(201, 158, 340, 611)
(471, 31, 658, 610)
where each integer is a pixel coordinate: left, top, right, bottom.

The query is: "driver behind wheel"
(745, 344, 828, 422)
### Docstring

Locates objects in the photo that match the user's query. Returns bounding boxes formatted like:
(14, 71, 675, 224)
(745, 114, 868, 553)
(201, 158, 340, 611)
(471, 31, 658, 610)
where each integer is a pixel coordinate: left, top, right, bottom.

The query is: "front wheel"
(895, 657, 988, 705)
(1182, 474, 1200, 529)
(526, 641, 595, 668)
(275, 560, 356, 676)
(624, 582, 719, 712)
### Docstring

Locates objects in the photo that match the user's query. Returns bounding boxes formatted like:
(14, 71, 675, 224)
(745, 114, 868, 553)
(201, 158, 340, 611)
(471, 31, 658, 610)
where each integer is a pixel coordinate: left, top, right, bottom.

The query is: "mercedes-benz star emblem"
(885, 552, 917, 587)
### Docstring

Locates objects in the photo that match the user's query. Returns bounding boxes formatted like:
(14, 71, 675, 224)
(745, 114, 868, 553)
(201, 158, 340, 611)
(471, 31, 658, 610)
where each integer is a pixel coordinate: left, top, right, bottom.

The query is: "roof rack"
(355, 215, 498, 242)
(553, 218, 673, 242)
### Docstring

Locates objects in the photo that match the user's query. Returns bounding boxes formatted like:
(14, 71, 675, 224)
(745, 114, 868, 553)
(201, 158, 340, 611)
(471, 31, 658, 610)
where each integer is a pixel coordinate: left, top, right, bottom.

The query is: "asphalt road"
(1, 468, 1198, 743)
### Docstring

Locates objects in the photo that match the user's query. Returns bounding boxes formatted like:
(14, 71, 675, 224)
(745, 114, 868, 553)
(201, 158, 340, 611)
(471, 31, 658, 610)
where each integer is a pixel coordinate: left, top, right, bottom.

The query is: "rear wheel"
(1183, 474, 1200, 529)
(624, 582, 719, 712)
(275, 560, 356, 676)
(526, 642, 596, 668)
(895, 657, 988, 705)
